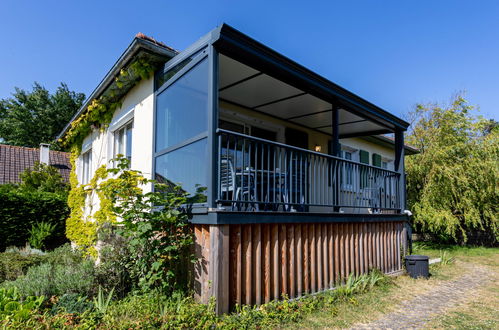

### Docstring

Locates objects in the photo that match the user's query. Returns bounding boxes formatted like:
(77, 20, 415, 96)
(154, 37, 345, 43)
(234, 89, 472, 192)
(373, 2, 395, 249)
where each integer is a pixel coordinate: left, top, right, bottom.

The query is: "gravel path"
(351, 262, 494, 329)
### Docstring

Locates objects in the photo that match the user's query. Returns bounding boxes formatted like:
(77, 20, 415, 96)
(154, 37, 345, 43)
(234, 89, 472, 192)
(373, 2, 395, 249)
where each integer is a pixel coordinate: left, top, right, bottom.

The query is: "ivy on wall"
(62, 58, 156, 256)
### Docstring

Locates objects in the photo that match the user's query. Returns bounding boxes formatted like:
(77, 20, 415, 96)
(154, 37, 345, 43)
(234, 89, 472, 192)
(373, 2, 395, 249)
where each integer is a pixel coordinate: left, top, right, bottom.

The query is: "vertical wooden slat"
(303, 224, 310, 294)
(340, 223, 346, 282)
(280, 224, 288, 297)
(350, 223, 355, 278)
(363, 223, 369, 274)
(375, 222, 381, 271)
(296, 224, 303, 297)
(229, 225, 241, 308)
(328, 223, 334, 288)
(334, 223, 340, 285)
(202, 225, 211, 304)
(388, 222, 395, 272)
(209, 225, 230, 314)
(289, 225, 295, 298)
(194, 225, 203, 302)
(263, 224, 271, 303)
(323, 223, 329, 289)
(382, 222, 387, 273)
(271, 224, 279, 300)
(254, 224, 262, 305)
(344, 223, 350, 279)
(359, 223, 364, 275)
(317, 223, 323, 292)
(310, 224, 316, 293)
(354, 223, 360, 276)
(368, 222, 373, 271)
(397, 222, 402, 271)
(243, 225, 252, 305)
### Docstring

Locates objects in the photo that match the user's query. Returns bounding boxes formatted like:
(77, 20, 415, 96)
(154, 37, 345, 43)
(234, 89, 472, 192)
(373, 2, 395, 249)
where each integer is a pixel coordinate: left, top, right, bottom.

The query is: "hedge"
(0, 185, 68, 251)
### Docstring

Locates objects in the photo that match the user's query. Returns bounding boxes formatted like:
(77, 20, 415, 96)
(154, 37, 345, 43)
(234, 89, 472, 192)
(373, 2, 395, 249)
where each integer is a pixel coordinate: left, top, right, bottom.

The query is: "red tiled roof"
(0, 144, 71, 184)
(135, 32, 178, 53)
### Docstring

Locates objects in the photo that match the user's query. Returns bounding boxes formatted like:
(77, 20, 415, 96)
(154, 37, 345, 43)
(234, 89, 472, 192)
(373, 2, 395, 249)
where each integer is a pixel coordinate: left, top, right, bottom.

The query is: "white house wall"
(76, 77, 155, 218)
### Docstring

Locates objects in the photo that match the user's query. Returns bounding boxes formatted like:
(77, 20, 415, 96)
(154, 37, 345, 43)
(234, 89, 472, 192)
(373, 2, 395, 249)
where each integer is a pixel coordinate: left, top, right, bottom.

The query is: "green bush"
(0, 185, 68, 251)
(0, 247, 46, 283)
(1, 245, 95, 298)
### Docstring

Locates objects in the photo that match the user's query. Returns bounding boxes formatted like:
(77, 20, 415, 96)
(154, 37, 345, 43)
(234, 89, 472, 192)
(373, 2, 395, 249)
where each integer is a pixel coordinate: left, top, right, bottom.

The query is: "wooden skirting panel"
(194, 221, 406, 313)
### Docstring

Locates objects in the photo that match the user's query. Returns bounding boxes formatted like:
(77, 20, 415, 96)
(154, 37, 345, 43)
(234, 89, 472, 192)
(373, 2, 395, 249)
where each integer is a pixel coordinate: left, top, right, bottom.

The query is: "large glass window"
(155, 58, 208, 152)
(155, 139, 207, 203)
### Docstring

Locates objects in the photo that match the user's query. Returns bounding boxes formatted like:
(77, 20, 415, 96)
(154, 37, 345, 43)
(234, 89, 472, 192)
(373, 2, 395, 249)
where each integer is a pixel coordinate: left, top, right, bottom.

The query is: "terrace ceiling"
(219, 54, 389, 137)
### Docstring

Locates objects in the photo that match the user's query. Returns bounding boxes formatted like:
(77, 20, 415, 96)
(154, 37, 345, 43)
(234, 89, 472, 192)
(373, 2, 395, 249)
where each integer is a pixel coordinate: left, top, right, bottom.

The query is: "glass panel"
(155, 58, 208, 152)
(155, 48, 206, 89)
(126, 122, 133, 162)
(155, 139, 207, 203)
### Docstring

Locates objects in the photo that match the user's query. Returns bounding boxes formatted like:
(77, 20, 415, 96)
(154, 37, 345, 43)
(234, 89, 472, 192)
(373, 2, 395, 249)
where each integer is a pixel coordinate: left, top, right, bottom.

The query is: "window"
(81, 150, 92, 185)
(154, 57, 209, 203)
(155, 58, 208, 152)
(155, 139, 207, 203)
(113, 121, 133, 163)
(342, 150, 354, 186)
(382, 161, 388, 169)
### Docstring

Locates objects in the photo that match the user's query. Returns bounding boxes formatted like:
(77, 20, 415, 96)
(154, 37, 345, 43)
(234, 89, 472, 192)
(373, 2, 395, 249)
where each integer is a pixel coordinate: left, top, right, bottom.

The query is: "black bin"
(404, 255, 429, 278)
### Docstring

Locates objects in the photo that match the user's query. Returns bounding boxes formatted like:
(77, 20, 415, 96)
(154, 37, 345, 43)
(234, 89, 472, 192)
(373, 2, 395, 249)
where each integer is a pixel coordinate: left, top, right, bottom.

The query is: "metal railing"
(216, 129, 401, 213)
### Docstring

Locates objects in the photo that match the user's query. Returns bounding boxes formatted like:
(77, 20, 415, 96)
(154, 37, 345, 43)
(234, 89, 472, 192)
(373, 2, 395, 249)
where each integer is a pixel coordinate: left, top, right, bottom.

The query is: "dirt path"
(350, 262, 495, 329)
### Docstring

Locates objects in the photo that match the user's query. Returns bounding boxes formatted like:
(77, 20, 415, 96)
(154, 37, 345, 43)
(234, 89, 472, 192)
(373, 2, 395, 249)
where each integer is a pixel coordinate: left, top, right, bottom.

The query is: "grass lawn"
(288, 243, 499, 329)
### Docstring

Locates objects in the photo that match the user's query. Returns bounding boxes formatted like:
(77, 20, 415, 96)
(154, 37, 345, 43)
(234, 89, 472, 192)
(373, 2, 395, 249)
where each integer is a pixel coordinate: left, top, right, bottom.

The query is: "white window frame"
(111, 120, 134, 166)
(80, 149, 92, 185)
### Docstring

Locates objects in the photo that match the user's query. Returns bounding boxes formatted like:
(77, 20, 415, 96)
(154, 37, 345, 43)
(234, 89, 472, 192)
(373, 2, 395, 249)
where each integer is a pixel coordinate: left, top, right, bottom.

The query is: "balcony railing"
(216, 129, 401, 213)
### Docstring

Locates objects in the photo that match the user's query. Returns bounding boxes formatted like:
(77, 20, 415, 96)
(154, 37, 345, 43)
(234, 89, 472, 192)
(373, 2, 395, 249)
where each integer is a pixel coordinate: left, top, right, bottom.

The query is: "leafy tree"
(19, 162, 69, 195)
(0, 83, 85, 148)
(406, 95, 498, 244)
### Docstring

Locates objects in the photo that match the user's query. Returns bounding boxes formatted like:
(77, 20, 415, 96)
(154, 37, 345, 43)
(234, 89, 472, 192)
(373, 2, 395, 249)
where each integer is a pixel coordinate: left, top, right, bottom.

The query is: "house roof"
(57, 33, 177, 140)
(0, 144, 71, 184)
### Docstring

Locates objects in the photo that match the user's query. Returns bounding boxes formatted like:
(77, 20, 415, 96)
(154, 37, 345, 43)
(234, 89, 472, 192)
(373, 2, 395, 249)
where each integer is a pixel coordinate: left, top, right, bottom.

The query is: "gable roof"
(366, 135, 419, 155)
(57, 33, 177, 140)
(0, 144, 71, 184)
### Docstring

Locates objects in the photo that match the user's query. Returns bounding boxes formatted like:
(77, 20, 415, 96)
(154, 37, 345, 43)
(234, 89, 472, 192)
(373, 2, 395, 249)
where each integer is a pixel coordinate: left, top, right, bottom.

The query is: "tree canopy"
(405, 95, 498, 245)
(0, 83, 85, 148)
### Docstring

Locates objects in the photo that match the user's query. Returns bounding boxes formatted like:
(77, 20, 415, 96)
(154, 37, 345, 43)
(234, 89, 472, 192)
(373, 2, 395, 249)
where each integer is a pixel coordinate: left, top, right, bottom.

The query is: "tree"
(0, 83, 85, 148)
(406, 95, 498, 245)
(19, 162, 69, 195)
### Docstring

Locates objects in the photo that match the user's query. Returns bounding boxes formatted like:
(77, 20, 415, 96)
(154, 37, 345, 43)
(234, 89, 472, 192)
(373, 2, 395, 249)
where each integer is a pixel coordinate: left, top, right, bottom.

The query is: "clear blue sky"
(1, 0, 498, 121)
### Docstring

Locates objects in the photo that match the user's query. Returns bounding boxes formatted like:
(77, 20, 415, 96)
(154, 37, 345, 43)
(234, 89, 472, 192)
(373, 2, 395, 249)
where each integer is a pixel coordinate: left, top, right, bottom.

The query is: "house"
(0, 143, 71, 184)
(58, 24, 417, 313)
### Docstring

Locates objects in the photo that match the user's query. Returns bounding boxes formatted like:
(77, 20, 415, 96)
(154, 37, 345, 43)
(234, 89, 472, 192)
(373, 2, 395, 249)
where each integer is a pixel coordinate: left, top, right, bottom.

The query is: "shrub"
(0, 247, 46, 282)
(0, 185, 68, 251)
(28, 222, 57, 250)
(96, 157, 194, 294)
(1, 245, 95, 298)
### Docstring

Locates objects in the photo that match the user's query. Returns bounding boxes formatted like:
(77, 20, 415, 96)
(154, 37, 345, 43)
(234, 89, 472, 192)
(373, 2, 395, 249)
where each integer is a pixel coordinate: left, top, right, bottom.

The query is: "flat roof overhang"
(209, 24, 409, 133)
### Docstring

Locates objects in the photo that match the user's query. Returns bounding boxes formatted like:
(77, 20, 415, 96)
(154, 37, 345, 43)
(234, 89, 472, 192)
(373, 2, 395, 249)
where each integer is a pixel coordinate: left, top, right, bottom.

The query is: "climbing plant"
(62, 58, 156, 256)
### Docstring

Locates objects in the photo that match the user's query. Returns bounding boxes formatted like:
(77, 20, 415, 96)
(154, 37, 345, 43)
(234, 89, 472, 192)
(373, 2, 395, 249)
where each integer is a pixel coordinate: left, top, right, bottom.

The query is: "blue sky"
(1, 0, 498, 121)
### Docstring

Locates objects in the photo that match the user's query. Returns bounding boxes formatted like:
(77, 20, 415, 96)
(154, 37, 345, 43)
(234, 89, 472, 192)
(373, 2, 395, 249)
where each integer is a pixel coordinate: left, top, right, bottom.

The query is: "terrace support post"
(209, 225, 230, 314)
(394, 129, 411, 253)
(207, 45, 219, 209)
(331, 106, 341, 211)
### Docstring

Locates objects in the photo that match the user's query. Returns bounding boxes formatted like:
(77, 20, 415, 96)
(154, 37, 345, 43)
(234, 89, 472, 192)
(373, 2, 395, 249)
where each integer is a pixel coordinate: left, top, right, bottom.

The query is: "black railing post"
(207, 45, 219, 209)
(394, 129, 406, 212)
(331, 106, 341, 211)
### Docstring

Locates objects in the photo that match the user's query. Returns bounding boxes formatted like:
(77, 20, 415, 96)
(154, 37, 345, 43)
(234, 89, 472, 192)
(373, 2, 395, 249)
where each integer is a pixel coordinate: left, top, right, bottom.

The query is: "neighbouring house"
(0, 143, 71, 184)
(58, 24, 418, 313)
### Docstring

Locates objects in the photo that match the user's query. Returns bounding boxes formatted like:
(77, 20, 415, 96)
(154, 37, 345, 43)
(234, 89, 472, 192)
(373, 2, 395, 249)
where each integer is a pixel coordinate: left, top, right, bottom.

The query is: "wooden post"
(209, 225, 230, 314)
(394, 129, 406, 212)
